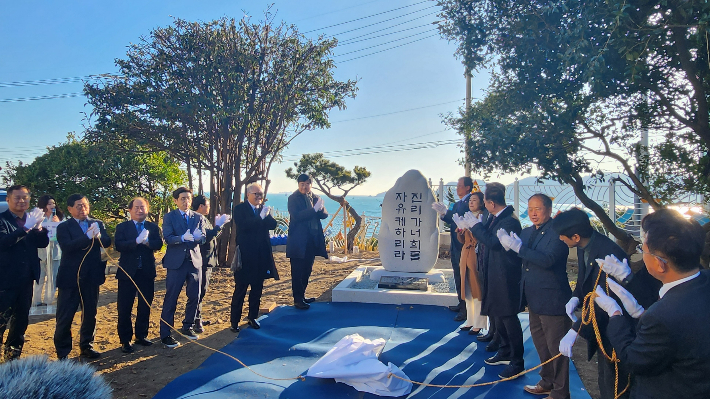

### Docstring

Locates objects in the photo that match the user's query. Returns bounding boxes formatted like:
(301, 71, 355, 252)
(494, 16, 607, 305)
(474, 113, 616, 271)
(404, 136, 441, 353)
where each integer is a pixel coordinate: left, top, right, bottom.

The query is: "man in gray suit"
(159, 187, 206, 348)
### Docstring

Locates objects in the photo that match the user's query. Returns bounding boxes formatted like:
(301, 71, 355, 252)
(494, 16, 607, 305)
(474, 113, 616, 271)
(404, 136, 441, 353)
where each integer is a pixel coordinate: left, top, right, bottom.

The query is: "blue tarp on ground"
(154, 303, 591, 399)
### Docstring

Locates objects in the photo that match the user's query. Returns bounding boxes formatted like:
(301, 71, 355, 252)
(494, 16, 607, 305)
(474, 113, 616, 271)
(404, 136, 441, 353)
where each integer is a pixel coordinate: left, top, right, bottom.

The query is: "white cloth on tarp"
(306, 333, 412, 397)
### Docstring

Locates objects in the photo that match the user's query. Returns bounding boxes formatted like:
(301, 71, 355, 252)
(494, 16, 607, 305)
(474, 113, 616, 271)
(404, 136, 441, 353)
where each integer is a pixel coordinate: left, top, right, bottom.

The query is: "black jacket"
(0, 209, 49, 288)
(56, 218, 112, 288)
(233, 202, 279, 284)
(518, 221, 572, 316)
(607, 270, 710, 399)
(470, 205, 523, 317)
(286, 191, 328, 260)
(440, 193, 471, 254)
(199, 217, 222, 268)
(114, 220, 164, 280)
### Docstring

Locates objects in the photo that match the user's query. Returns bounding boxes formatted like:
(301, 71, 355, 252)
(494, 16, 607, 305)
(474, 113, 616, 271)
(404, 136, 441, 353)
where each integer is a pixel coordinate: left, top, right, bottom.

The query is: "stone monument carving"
(379, 170, 439, 273)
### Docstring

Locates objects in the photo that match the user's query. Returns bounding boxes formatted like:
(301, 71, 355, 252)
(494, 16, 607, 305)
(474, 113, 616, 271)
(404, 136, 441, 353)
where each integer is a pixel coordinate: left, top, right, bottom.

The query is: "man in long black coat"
(286, 174, 328, 310)
(230, 183, 280, 331)
(468, 182, 524, 379)
(0, 185, 49, 361)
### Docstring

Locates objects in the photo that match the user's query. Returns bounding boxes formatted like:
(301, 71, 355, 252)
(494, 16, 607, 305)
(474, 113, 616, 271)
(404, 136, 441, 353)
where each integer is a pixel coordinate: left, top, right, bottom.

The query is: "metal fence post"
(609, 179, 616, 223)
(513, 178, 520, 218)
(438, 179, 445, 233)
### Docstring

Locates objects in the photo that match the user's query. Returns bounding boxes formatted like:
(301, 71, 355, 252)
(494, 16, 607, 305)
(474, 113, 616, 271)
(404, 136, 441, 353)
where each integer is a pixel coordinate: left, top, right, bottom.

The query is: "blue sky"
(0, 0, 500, 195)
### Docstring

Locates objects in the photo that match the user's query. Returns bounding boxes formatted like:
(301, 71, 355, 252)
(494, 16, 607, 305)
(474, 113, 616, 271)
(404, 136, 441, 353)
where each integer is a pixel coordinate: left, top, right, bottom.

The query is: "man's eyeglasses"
(11, 195, 31, 202)
(636, 244, 667, 264)
(250, 192, 264, 197)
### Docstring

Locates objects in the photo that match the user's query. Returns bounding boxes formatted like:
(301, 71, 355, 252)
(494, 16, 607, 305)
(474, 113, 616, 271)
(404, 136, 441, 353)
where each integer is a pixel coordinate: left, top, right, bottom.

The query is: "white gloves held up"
(24, 208, 44, 230)
(313, 198, 324, 212)
(260, 206, 271, 219)
(565, 297, 580, 323)
(193, 228, 203, 241)
(607, 278, 645, 318)
(431, 202, 447, 216)
(182, 231, 194, 242)
(496, 228, 522, 253)
(464, 211, 482, 227)
(593, 286, 623, 317)
(215, 214, 231, 227)
(596, 254, 631, 281)
(559, 329, 578, 357)
(452, 214, 468, 230)
(136, 228, 149, 244)
(86, 222, 101, 239)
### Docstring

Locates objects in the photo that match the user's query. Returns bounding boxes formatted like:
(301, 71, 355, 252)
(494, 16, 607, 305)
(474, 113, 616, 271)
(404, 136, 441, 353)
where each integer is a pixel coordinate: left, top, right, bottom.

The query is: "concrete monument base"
(332, 265, 458, 306)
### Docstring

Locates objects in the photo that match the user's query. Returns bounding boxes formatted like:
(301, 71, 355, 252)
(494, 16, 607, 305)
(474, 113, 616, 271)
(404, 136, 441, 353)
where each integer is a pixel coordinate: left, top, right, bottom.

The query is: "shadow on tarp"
(153, 303, 591, 399)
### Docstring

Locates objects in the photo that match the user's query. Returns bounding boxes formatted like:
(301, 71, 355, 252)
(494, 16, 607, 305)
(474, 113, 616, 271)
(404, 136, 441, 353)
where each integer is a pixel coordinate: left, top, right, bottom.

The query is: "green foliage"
(2, 135, 186, 224)
(285, 153, 370, 196)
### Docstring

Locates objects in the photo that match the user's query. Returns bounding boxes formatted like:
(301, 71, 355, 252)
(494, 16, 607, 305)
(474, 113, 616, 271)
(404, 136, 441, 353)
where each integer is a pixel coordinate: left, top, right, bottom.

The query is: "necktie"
(254, 206, 259, 216)
(137, 222, 144, 234)
(183, 212, 189, 226)
(80, 220, 88, 234)
(137, 222, 144, 269)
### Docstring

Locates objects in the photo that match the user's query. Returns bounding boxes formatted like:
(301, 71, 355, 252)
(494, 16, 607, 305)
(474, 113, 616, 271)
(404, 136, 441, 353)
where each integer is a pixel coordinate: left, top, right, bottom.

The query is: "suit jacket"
(441, 193, 471, 254)
(607, 270, 710, 399)
(518, 221, 572, 316)
(199, 217, 222, 268)
(470, 205, 522, 317)
(0, 209, 50, 288)
(56, 217, 112, 288)
(572, 231, 661, 361)
(232, 202, 280, 284)
(114, 220, 164, 280)
(162, 209, 205, 269)
(286, 190, 328, 259)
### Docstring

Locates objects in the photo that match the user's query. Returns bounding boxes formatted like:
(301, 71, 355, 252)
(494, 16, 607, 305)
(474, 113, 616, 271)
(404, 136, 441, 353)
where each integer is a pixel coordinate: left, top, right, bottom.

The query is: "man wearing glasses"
(552, 208, 660, 399)
(230, 183, 279, 331)
(0, 185, 49, 361)
(594, 208, 710, 398)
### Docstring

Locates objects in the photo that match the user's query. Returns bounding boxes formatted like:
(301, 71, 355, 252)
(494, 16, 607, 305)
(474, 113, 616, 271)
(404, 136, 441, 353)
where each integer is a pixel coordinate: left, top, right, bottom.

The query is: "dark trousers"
(195, 266, 212, 327)
(54, 283, 100, 358)
(230, 276, 264, 326)
(290, 241, 315, 303)
(0, 280, 34, 351)
(450, 244, 463, 305)
(495, 314, 524, 368)
(116, 269, 154, 344)
(159, 259, 201, 338)
(598, 351, 631, 399)
(529, 311, 572, 399)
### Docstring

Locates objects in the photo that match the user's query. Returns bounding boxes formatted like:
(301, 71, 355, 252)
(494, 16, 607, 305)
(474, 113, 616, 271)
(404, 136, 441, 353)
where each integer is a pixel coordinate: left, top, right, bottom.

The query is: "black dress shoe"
(80, 348, 101, 359)
(247, 318, 261, 329)
(453, 312, 466, 322)
(121, 343, 134, 353)
(229, 326, 240, 333)
(134, 337, 153, 347)
(468, 328, 482, 335)
(460, 326, 472, 331)
(202, 320, 212, 326)
(448, 304, 461, 312)
(486, 340, 500, 352)
(193, 325, 204, 334)
(304, 297, 316, 303)
(294, 301, 310, 310)
(477, 332, 494, 342)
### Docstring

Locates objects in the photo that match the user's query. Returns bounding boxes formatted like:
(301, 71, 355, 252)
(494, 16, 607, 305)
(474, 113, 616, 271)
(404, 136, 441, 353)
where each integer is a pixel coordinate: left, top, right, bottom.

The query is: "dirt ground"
(20, 250, 600, 399)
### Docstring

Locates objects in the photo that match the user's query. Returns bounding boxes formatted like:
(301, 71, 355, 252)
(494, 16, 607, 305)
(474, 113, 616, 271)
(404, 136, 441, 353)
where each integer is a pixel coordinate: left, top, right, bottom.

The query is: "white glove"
(215, 214, 231, 227)
(432, 202, 447, 216)
(451, 214, 466, 230)
(565, 297, 580, 322)
(192, 228, 203, 241)
(314, 197, 324, 212)
(497, 228, 512, 251)
(136, 229, 149, 244)
(24, 208, 44, 230)
(260, 206, 271, 219)
(182, 231, 194, 242)
(464, 211, 482, 228)
(608, 279, 644, 318)
(596, 254, 631, 281)
(508, 231, 522, 253)
(87, 222, 101, 239)
(559, 329, 578, 357)
(594, 285, 623, 317)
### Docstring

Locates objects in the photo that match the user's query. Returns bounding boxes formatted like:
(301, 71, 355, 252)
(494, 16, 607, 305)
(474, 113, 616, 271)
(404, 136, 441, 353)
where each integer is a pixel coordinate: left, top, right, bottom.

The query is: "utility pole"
(464, 69, 472, 177)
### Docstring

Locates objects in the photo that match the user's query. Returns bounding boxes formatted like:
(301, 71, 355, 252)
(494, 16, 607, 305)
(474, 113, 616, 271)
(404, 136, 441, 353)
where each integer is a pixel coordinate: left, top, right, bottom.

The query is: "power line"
(340, 33, 440, 62)
(334, 28, 439, 56)
(331, 99, 464, 123)
(295, 0, 385, 22)
(0, 74, 117, 88)
(303, 0, 429, 33)
(332, 8, 438, 36)
(337, 23, 434, 45)
(0, 92, 84, 103)
(283, 138, 461, 161)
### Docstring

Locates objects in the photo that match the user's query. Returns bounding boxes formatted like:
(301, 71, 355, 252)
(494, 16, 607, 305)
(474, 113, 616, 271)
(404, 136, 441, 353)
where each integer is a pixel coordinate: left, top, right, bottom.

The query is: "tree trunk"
(319, 193, 361, 252)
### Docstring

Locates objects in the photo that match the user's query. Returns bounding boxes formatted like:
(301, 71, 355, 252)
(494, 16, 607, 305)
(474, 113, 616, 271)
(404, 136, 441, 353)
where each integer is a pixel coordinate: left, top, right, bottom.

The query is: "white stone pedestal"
(332, 265, 458, 306)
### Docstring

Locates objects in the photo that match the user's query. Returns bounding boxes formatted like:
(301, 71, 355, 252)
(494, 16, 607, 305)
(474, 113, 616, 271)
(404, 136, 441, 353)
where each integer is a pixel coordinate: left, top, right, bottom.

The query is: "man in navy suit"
(286, 174, 328, 310)
(54, 193, 112, 360)
(159, 187, 206, 348)
(498, 194, 572, 398)
(595, 209, 710, 398)
(0, 185, 49, 361)
(230, 183, 280, 331)
(113, 197, 164, 353)
(432, 177, 473, 321)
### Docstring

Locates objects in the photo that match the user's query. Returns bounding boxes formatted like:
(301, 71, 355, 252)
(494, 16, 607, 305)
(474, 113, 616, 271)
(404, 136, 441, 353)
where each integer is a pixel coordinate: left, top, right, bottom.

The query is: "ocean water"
(265, 193, 385, 218)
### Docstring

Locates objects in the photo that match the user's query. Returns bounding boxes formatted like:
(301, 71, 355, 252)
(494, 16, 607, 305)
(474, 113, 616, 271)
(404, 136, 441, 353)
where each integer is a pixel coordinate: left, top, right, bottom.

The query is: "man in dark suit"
(230, 183, 280, 331)
(191, 195, 230, 333)
(468, 182, 524, 379)
(0, 185, 49, 361)
(159, 187, 206, 348)
(498, 194, 572, 398)
(594, 209, 710, 398)
(54, 194, 112, 360)
(113, 197, 164, 353)
(286, 174, 328, 310)
(432, 177, 473, 321)
(553, 208, 661, 399)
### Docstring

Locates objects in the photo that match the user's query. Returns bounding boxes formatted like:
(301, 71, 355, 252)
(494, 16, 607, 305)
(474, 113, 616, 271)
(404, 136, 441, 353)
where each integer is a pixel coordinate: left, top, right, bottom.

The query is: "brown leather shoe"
(523, 383, 552, 396)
